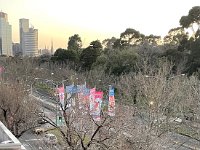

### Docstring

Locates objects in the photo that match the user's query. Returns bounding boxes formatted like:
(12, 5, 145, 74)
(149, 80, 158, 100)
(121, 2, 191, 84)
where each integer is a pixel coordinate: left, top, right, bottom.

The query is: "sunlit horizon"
(0, 0, 199, 50)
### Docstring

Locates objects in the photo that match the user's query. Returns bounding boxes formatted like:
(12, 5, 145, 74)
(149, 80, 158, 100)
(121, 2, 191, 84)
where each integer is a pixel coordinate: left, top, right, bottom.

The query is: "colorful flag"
(66, 85, 78, 93)
(66, 92, 72, 108)
(77, 84, 86, 93)
(0, 66, 4, 80)
(83, 88, 90, 110)
(77, 84, 87, 109)
(78, 92, 84, 109)
(108, 86, 115, 116)
(66, 84, 76, 107)
(57, 86, 65, 110)
(93, 91, 103, 121)
(0, 66, 4, 74)
(89, 88, 96, 115)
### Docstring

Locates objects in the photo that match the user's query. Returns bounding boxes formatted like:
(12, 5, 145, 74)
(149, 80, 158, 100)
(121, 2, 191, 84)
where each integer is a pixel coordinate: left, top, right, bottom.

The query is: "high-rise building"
(12, 43, 21, 56)
(0, 12, 12, 56)
(19, 18, 38, 57)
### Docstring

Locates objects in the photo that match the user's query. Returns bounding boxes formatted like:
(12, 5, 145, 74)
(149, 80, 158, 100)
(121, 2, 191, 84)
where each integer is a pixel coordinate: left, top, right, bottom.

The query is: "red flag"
(93, 91, 103, 121)
(57, 86, 65, 109)
(108, 86, 115, 116)
(89, 88, 96, 115)
(0, 66, 4, 74)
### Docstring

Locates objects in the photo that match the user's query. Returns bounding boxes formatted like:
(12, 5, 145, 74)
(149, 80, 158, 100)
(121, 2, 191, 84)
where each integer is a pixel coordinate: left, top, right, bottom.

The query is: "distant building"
(0, 12, 12, 56)
(12, 43, 21, 56)
(39, 40, 54, 56)
(40, 46, 51, 55)
(19, 18, 38, 57)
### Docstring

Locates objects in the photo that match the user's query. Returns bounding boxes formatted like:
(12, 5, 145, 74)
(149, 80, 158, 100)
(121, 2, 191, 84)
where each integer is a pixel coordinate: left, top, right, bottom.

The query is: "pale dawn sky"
(0, 0, 199, 49)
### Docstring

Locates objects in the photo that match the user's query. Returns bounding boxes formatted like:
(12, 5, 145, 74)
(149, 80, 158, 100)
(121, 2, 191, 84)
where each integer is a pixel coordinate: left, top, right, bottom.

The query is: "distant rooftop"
(0, 12, 8, 21)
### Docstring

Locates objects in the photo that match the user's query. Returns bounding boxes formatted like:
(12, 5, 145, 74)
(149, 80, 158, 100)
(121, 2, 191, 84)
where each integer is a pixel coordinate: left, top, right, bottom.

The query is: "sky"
(0, 0, 199, 49)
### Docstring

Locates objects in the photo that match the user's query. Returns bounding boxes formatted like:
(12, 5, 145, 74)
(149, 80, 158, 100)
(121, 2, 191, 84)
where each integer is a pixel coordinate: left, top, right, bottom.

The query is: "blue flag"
(66, 85, 78, 93)
(109, 86, 114, 96)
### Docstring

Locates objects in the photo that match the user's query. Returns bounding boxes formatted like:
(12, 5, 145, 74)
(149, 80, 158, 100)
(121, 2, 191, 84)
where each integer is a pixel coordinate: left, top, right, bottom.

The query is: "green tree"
(185, 37, 200, 75)
(163, 27, 189, 51)
(113, 38, 123, 49)
(94, 49, 138, 75)
(120, 28, 145, 47)
(108, 49, 138, 75)
(89, 40, 102, 49)
(102, 37, 117, 50)
(180, 6, 200, 36)
(80, 40, 102, 70)
(52, 48, 77, 63)
(67, 34, 82, 55)
(144, 34, 161, 46)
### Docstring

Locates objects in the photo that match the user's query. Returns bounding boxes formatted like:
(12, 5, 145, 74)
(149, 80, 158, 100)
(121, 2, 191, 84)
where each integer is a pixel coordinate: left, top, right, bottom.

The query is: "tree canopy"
(67, 34, 82, 54)
(180, 6, 200, 36)
(80, 40, 102, 70)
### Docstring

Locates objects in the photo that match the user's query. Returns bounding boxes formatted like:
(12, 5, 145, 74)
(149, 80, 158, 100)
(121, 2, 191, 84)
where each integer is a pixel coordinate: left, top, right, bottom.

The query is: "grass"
(160, 122, 200, 141)
(175, 123, 200, 141)
(35, 83, 54, 96)
(46, 128, 65, 145)
(46, 127, 92, 147)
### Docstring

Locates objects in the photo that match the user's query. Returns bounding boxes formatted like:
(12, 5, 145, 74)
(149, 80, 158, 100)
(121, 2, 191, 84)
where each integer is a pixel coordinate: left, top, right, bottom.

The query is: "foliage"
(185, 37, 200, 75)
(108, 49, 138, 75)
(37, 54, 52, 66)
(52, 48, 78, 63)
(80, 40, 102, 70)
(180, 6, 200, 36)
(120, 28, 145, 47)
(144, 34, 161, 45)
(162, 49, 186, 66)
(163, 27, 188, 50)
(67, 34, 82, 56)
(102, 37, 117, 50)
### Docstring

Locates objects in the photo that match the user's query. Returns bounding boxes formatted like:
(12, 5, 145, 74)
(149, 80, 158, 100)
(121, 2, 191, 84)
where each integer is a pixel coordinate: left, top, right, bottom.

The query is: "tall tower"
(19, 18, 38, 57)
(51, 40, 54, 55)
(0, 12, 12, 56)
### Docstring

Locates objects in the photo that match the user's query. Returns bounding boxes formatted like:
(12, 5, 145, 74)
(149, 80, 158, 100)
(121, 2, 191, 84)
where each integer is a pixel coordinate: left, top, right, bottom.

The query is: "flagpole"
(56, 84, 58, 126)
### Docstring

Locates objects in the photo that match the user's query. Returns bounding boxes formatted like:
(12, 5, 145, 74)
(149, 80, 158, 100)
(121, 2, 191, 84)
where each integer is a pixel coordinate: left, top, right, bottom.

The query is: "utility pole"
(56, 84, 58, 126)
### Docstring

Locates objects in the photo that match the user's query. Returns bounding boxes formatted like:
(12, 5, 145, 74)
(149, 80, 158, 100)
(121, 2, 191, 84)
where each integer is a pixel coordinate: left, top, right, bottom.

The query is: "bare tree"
(0, 81, 38, 137)
(115, 60, 200, 149)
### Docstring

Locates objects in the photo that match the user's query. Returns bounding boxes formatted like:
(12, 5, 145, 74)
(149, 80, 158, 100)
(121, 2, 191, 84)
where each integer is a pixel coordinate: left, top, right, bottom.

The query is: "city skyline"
(0, 0, 199, 50)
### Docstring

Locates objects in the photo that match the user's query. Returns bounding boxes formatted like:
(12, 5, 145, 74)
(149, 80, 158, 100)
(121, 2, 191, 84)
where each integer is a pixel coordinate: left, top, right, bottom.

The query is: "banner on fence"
(89, 88, 96, 115)
(77, 84, 86, 109)
(108, 86, 115, 116)
(57, 86, 65, 110)
(92, 91, 103, 121)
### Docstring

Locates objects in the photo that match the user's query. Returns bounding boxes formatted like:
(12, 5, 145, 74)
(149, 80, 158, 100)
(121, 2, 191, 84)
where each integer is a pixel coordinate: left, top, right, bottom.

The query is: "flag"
(0, 66, 4, 80)
(77, 84, 86, 93)
(57, 86, 65, 110)
(108, 86, 115, 116)
(66, 85, 78, 93)
(83, 88, 90, 110)
(89, 88, 96, 115)
(0, 66, 4, 74)
(77, 84, 87, 109)
(93, 91, 103, 121)
(66, 92, 72, 108)
(66, 84, 77, 107)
